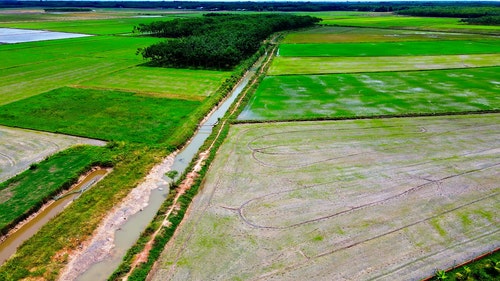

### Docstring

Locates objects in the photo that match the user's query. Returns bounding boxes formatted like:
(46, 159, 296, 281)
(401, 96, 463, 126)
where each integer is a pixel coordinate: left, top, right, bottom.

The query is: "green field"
(0, 17, 179, 35)
(282, 26, 499, 43)
(0, 34, 233, 105)
(240, 67, 500, 120)
(279, 40, 500, 57)
(0, 36, 164, 105)
(0, 87, 201, 144)
(79, 66, 230, 101)
(268, 54, 500, 75)
(0, 8, 199, 24)
(319, 14, 500, 33)
(0, 145, 111, 234)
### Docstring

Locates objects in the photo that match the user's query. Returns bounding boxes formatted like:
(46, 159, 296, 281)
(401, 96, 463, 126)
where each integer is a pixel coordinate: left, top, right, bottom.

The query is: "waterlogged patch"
(0, 28, 91, 44)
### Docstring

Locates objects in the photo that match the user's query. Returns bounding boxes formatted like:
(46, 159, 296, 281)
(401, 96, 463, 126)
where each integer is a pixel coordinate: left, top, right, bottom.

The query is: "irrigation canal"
(0, 168, 109, 265)
(75, 55, 263, 281)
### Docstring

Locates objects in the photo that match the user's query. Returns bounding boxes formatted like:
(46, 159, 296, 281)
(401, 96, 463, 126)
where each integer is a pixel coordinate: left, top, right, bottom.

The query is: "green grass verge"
(239, 67, 500, 121)
(279, 40, 500, 57)
(0, 145, 112, 235)
(268, 54, 500, 75)
(79, 66, 231, 101)
(429, 250, 499, 281)
(0, 87, 201, 144)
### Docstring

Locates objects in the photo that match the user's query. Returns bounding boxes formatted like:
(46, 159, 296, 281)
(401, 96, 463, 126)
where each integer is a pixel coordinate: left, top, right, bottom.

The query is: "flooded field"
(0, 28, 91, 43)
(0, 126, 105, 183)
(151, 114, 499, 281)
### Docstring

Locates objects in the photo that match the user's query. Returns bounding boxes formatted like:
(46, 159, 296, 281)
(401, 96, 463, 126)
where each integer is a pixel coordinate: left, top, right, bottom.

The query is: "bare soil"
(150, 114, 499, 281)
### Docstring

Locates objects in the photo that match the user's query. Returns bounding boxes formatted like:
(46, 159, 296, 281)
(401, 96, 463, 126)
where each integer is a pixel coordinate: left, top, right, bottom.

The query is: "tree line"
(135, 14, 320, 69)
(396, 6, 500, 18)
(396, 6, 500, 26)
(461, 15, 500, 26)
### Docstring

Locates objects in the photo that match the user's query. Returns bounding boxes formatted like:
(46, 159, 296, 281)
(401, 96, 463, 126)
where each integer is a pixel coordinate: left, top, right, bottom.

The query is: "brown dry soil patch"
(150, 114, 499, 281)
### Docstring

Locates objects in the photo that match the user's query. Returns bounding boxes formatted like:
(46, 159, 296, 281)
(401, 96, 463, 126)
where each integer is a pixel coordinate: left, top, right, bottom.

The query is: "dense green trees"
(135, 14, 320, 69)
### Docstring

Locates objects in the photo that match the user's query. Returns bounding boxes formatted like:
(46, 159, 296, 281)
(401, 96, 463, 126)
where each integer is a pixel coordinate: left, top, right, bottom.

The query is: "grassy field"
(279, 40, 500, 57)
(0, 17, 178, 35)
(151, 114, 499, 281)
(319, 13, 500, 34)
(0, 145, 112, 235)
(0, 8, 199, 23)
(240, 67, 500, 120)
(282, 26, 500, 43)
(0, 87, 201, 144)
(79, 66, 231, 101)
(0, 34, 233, 105)
(268, 54, 500, 75)
(0, 36, 164, 105)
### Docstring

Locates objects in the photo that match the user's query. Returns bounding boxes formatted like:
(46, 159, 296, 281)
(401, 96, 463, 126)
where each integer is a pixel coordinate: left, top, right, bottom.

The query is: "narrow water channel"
(0, 168, 109, 265)
(76, 59, 261, 281)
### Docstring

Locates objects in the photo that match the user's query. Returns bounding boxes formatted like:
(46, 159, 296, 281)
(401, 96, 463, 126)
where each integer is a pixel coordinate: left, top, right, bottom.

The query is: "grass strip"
(279, 40, 500, 57)
(427, 249, 499, 281)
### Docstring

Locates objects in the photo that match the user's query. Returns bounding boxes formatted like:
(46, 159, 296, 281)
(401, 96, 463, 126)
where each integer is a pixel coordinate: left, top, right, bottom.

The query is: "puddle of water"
(77, 61, 259, 281)
(0, 28, 91, 44)
(0, 168, 109, 265)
